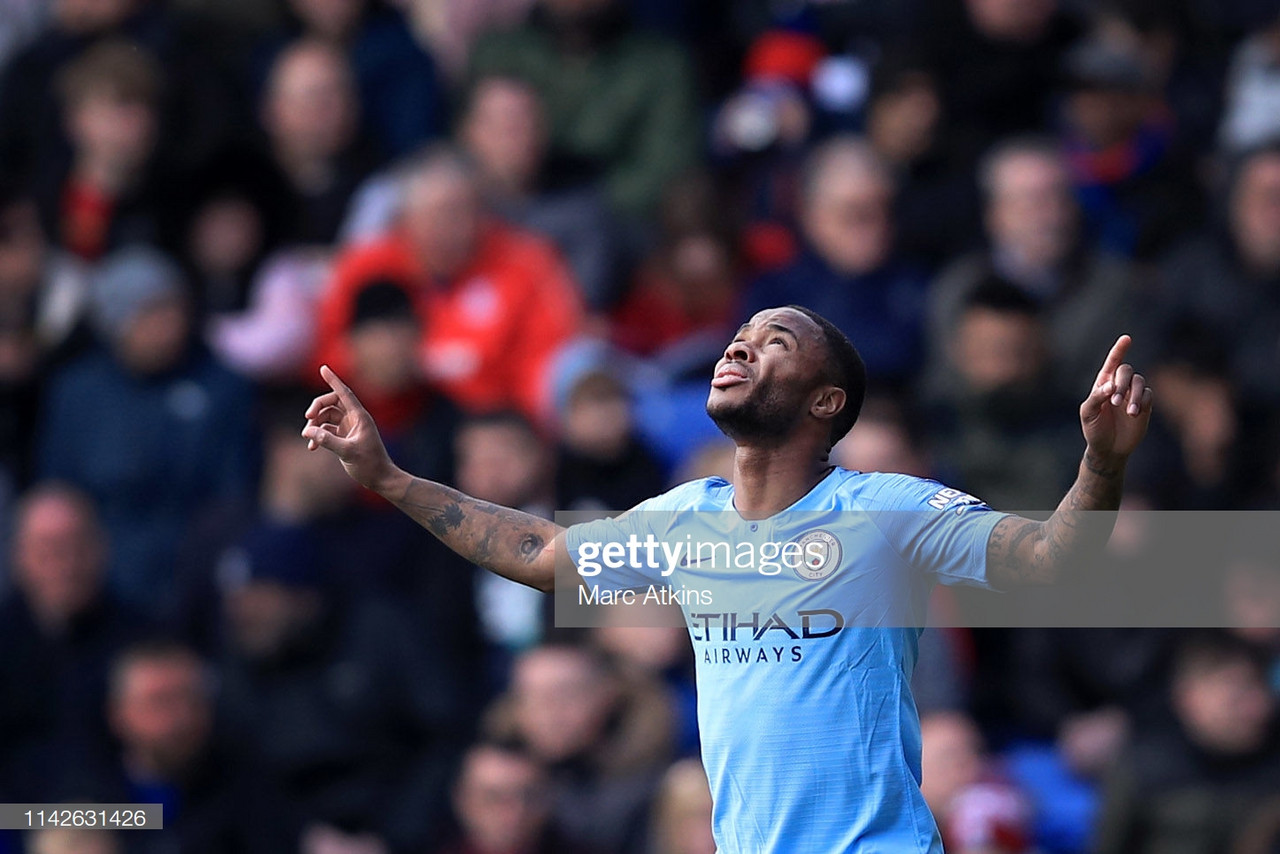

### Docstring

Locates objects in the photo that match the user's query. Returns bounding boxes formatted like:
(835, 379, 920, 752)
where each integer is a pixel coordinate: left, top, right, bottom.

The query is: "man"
(47, 641, 296, 853)
(0, 484, 151, 774)
(38, 247, 254, 617)
(928, 136, 1134, 391)
(313, 146, 581, 421)
(743, 137, 929, 385)
(302, 305, 1153, 851)
(469, 0, 700, 219)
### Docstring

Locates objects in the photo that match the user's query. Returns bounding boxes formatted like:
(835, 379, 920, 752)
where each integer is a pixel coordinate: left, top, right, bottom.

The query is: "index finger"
(320, 364, 361, 409)
(1097, 335, 1132, 384)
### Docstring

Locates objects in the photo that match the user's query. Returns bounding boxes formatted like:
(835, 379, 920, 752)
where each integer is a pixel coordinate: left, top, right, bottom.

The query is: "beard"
(706, 379, 800, 445)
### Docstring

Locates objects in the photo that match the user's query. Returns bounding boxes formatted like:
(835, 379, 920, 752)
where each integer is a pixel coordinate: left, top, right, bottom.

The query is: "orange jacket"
(315, 224, 582, 419)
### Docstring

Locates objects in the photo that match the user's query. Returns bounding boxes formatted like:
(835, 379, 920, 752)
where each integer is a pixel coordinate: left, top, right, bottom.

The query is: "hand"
(302, 365, 400, 494)
(1080, 335, 1153, 464)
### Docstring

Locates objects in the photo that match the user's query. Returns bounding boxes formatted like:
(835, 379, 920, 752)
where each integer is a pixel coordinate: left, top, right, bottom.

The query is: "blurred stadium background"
(1, 0, 1280, 852)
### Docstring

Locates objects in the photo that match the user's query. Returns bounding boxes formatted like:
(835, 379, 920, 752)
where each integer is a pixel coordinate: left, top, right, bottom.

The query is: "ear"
(811, 385, 846, 425)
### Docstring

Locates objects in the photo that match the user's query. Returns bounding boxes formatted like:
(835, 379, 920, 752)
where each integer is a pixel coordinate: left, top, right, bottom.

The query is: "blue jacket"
(38, 348, 255, 616)
(744, 250, 929, 384)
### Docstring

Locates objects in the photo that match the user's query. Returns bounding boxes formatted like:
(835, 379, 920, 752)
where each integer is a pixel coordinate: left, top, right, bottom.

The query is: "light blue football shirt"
(564, 467, 1008, 853)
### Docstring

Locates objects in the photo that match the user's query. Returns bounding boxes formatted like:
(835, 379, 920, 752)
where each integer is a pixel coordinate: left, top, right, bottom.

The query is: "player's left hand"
(1080, 334, 1153, 462)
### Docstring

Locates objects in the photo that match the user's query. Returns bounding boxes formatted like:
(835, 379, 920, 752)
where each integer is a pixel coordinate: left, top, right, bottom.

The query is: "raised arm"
(986, 335, 1153, 588)
(301, 366, 562, 592)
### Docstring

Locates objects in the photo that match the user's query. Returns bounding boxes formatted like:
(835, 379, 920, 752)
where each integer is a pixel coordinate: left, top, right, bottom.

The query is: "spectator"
(1126, 321, 1254, 509)
(864, 51, 981, 268)
(611, 174, 740, 363)
(648, 759, 715, 854)
(342, 280, 461, 478)
(434, 741, 590, 854)
(928, 136, 1135, 391)
(593, 619, 698, 756)
(1057, 34, 1202, 260)
(708, 28, 827, 272)
(924, 0, 1082, 150)
(919, 711, 1034, 854)
(1094, 631, 1280, 854)
(831, 395, 931, 478)
(215, 525, 469, 853)
(455, 411, 555, 661)
(554, 362, 667, 513)
(38, 41, 178, 262)
(1151, 143, 1280, 406)
(744, 136, 929, 386)
(0, 0, 239, 185)
(484, 643, 674, 853)
(261, 0, 444, 158)
(177, 149, 294, 320)
(460, 75, 622, 311)
(315, 147, 582, 421)
(56, 641, 295, 854)
(259, 39, 373, 245)
(922, 279, 1079, 510)
(0, 485, 152, 774)
(37, 246, 255, 617)
(347, 75, 625, 312)
(470, 0, 701, 219)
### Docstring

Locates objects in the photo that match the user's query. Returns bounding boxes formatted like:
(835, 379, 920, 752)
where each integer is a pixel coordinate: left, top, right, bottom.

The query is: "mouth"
(711, 365, 750, 389)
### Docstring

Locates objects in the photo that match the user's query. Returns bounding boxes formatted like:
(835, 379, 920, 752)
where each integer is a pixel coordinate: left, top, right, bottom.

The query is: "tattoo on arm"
(986, 451, 1126, 588)
(392, 477, 563, 591)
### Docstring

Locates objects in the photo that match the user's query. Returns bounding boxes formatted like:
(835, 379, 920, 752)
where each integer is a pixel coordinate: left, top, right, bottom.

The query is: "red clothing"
(61, 179, 114, 261)
(316, 224, 582, 419)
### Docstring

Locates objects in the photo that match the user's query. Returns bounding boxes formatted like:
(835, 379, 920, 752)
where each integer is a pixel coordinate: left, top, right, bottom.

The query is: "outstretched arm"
(301, 366, 562, 592)
(986, 335, 1153, 588)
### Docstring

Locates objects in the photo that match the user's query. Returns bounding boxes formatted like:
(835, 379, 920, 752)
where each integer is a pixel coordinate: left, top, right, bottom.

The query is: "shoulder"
(833, 470, 984, 512)
(46, 351, 118, 395)
(484, 225, 573, 286)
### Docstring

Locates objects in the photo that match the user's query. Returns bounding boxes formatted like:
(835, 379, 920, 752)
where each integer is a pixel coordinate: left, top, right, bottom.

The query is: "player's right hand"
(302, 365, 399, 494)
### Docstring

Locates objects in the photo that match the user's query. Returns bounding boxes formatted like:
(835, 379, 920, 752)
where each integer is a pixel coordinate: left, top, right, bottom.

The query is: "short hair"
(400, 143, 479, 194)
(1171, 630, 1267, 687)
(107, 639, 207, 704)
(787, 305, 866, 448)
(961, 276, 1043, 318)
(799, 135, 894, 211)
(57, 40, 161, 107)
(976, 135, 1065, 201)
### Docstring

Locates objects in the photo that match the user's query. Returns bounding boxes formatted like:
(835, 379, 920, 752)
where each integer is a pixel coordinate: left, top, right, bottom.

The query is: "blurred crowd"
(1, 0, 1280, 852)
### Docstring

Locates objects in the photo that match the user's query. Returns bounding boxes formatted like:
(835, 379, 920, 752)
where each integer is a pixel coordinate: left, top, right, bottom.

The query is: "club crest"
(792, 529, 842, 581)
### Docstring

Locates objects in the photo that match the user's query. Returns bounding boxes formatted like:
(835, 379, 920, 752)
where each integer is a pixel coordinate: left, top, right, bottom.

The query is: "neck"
(73, 156, 138, 197)
(731, 442, 832, 519)
(275, 145, 335, 194)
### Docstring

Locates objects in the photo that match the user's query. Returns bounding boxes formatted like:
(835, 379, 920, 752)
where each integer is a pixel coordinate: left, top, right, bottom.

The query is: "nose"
(724, 338, 752, 363)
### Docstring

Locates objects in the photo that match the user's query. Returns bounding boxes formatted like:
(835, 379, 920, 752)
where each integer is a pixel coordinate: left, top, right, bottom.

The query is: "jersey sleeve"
(563, 489, 683, 592)
(864, 474, 1009, 589)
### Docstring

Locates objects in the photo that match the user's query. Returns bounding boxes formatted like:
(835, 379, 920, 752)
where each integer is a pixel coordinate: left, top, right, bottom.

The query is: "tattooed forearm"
(986, 451, 1126, 588)
(388, 475, 563, 592)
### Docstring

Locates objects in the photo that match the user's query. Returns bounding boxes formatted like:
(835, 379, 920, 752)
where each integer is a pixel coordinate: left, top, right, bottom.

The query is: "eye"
(769, 337, 789, 350)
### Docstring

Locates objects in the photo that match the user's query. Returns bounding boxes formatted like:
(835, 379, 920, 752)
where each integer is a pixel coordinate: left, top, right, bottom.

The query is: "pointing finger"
(320, 365, 361, 411)
(1096, 335, 1132, 385)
